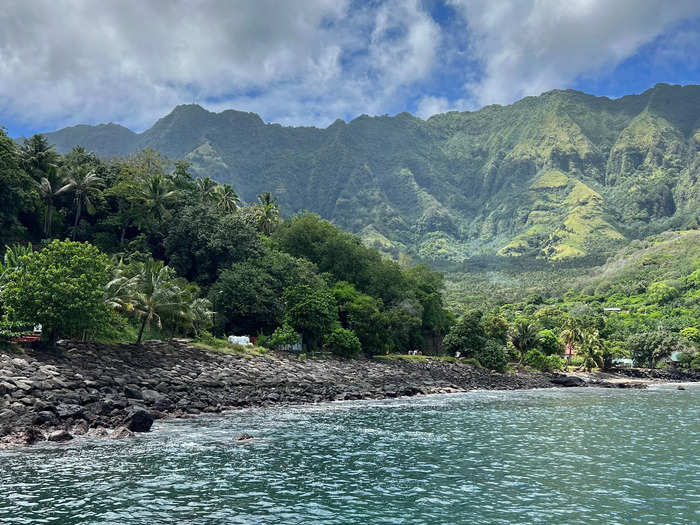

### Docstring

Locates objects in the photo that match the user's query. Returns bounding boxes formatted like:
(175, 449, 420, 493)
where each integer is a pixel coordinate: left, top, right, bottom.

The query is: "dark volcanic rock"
(33, 410, 58, 425)
(124, 408, 154, 432)
(2, 339, 695, 449)
(56, 403, 83, 419)
(551, 375, 586, 387)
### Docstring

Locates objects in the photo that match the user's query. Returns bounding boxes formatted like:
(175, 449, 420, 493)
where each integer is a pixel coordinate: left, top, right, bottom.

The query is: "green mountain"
(42, 83, 700, 264)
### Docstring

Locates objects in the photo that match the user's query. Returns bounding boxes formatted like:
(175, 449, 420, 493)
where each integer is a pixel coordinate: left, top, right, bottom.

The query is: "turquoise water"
(1, 385, 698, 524)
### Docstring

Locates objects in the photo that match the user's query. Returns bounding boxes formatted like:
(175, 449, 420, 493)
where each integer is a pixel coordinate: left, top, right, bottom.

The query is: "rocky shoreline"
(1, 341, 698, 449)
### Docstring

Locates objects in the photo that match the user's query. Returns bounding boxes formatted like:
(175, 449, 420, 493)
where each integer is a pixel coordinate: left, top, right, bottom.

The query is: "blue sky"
(1, 0, 699, 138)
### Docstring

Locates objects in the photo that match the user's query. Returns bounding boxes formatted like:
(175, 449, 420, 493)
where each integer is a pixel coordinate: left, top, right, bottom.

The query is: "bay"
(1, 385, 698, 524)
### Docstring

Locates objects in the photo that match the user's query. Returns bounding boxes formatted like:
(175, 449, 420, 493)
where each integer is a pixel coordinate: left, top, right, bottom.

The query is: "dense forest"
(1, 128, 698, 372)
(0, 129, 452, 358)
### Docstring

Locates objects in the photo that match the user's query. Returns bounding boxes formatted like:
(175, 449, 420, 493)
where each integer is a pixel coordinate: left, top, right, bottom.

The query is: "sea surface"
(1, 385, 698, 524)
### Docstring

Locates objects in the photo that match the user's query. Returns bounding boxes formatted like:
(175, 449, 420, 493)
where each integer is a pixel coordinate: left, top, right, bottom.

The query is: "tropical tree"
(282, 284, 337, 354)
(560, 317, 585, 355)
(1, 240, 110, 345)
(510, 320, 540, 363)
(124, 258, 191, 344)
(442, 309, 486, 357)
(1, 128, 36, 245)
(36, 176, 61, 237)
(214, 184, 240, 213)
(256, 191, 280, 235)
(138, 173, 177, 224)
(577, 328, 604, 372)
(195, 176, 218, 202)
(19, 134, 59, 180)
(0, 243, 34, 290)
(189, 297, 214, 337)
(58, 166, 103, 238)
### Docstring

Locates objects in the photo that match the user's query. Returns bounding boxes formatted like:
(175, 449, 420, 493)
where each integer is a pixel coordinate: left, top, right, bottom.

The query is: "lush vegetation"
(0, 130, 452, 357)
(438, 230, 700, 371)
(42, 83, 700, 265)
(2, 87, 699, 372)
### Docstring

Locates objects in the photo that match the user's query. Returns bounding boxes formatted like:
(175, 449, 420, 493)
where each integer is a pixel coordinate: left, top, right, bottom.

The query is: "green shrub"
(269, 323, 299, 349)
(325, 327, 362, 358)
(525, 349, 548, 371)
(690, 355, 700, 370)
(544, 354, 566, 372)
(538, 329, 563, 355)
(524, 349, 565, 372)
(474, 340, 507, 372)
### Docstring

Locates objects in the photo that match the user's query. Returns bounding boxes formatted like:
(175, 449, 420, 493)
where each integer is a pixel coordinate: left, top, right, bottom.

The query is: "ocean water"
(1, 385, 698, 524)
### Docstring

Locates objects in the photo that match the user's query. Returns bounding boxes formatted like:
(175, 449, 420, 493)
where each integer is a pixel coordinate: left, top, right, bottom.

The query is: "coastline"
(1, 341, 698, 449)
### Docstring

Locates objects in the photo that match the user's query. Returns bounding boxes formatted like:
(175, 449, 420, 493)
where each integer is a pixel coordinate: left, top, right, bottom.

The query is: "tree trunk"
(47, 206, 53, 238)
(120, 219, 129, 245)
(72, 199, 81, 239)
(136, 315, 148, 344)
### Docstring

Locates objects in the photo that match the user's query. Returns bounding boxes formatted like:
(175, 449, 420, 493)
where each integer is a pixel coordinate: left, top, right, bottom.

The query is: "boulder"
(33, 410, 58, 425)
(141, 389, 164, 405)
(123, 408, 154, 432)
(47, 429, 73, 442)
(0, 408, 16, 421)
(551, 375, 586, 387)
(56, 403, 83, 419)
(124, 385, 142, 399)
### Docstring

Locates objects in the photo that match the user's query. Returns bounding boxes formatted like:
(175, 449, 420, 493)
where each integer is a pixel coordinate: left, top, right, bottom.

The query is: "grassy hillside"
(41, 83, 700, 264)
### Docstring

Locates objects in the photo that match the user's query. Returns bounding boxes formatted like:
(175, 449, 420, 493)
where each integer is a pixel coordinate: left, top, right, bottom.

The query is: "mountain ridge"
(38, 83, 700, 264)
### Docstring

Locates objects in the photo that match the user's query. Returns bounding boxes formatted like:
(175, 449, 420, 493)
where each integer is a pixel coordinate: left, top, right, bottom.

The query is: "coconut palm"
(189, 297, 214, 337)
(57, 166, 103, 238)
(213, 184, 240, 213)
(19, 134, 59, 180)
(510, 320, 540, 363)
(578, 328, 604, 372)
(256, 191, 280, 235)
(36, 175, 61, 237)
(139, 173, 177, 223)
(195, 176, 218, 203)
(128, 258, 190, 344)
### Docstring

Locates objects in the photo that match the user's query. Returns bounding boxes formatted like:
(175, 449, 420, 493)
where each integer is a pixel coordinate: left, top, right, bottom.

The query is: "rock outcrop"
(3, 340, 692, 448)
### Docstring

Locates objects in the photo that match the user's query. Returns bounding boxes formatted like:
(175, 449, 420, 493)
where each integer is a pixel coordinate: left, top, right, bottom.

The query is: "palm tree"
(189, 297, 214, 337)
(256, 191, 279, 235)
(57, 166, 103, 239)
(578, 328, 604, 372)
(129, 258, 190, 344)
(510, 320, 540, 363)
(0, 243, 33, 291)
(36, 176, 61, 237)
(19, 134, 59, 180)
(139, 173, 177, 223)
(195, 176, 218, 203)
(213, 184, 240, 213)
(559, 317, 585, 363)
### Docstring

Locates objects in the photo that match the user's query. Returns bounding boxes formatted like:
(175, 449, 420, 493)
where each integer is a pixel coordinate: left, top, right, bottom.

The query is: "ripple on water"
(1, 387, 699, 524)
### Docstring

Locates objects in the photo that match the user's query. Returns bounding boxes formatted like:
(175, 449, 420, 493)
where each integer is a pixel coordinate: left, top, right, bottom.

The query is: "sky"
(1, 0, 699, 137)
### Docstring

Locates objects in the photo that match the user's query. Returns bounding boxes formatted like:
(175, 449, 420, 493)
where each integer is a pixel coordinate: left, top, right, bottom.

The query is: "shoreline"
(1, 341, 698, 449)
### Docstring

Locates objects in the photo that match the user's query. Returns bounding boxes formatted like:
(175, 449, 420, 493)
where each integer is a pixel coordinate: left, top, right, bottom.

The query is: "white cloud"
(416, 96, 450, 119)
(0, 0, 440, 132)
(448, 0, 700, 106)
(1, 0, 699, 134)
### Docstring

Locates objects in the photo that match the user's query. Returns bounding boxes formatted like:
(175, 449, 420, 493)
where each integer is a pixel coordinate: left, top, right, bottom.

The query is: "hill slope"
(41, 83, 700, 263)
